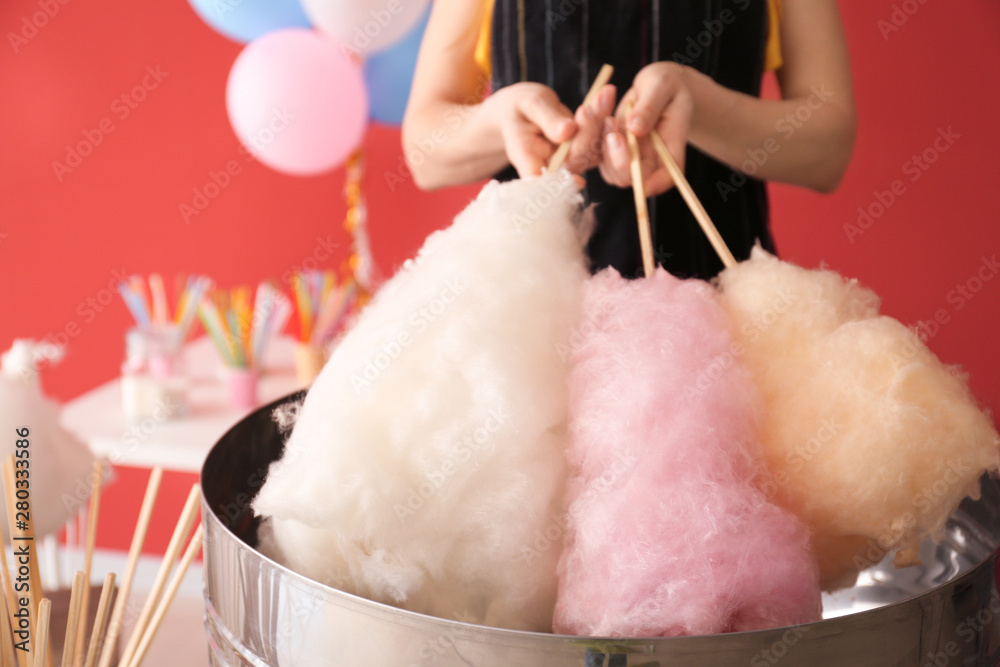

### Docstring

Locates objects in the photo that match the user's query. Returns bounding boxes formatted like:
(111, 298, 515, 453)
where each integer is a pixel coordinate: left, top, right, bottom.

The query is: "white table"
(62, 335, 306, 473)
(60, 335, 308, 667)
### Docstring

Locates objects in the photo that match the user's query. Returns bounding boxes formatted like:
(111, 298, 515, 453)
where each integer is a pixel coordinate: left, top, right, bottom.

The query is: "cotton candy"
(254, 171, 589, 632)
(715, 247, 1000, 591)
(0, 340, 96, 538)
(553, 268, 822, 638)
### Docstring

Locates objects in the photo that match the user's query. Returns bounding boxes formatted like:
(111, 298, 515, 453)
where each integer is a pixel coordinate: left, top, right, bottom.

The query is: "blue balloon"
(188, 0, 312, 44)
(362, 5, 430, 126)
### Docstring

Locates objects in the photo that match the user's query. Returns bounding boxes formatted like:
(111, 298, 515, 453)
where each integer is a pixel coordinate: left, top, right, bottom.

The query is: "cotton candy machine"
(201, 392, 1000, 666)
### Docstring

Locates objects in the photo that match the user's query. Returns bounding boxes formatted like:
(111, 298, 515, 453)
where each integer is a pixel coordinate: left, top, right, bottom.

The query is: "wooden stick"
(96, 467, 162, 667)
(33, 599, 50, 667)
(0, 587, 21, 667)
(1, 483, 29, 667)
(60, 573, 85, 667)
(547, 64, 614, 173)
(75, 462, 104, 667)
(83, 574, 115, 667)
(649, 131, 737, 269)
(117, 485, 200, 667)
(41, 537, 59, 593)
(0, 518, 20, 663)
(3, 455, 47, 667)
(624, 111, 655, 278)
(125, 526, 203, 667)
(62, 517, 76, 591)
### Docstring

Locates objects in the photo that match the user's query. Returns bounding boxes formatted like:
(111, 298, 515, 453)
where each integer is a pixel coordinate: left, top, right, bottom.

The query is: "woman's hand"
(481, 81, 616, 178)
(405, 0, 854, 193)
(599, 62, 694, 196)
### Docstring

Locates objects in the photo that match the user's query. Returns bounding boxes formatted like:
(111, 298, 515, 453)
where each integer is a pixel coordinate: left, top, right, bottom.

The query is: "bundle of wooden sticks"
(0, 461, 201, 667)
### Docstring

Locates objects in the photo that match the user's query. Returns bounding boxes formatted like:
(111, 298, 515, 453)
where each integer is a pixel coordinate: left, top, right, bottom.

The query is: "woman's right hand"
(598, 61, 695, 197)
(481, 81, 616, 178)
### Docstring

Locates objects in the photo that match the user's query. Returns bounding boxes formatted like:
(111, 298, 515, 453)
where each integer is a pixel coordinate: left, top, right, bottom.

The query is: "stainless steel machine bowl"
(201, 391, 1000, 666)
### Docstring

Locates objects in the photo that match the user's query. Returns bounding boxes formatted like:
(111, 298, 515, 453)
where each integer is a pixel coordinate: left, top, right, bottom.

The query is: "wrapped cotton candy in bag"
(254, 171, 589, 631)
(554, 268, 821, 638)
(715, 247, 1000, 591)
(0, 341, 96, 538)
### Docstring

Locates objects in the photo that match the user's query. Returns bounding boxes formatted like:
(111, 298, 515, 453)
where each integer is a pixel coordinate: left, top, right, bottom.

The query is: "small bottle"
(121, 328, 155, 422)
(121, 327, 188, 422)
(146, 325, 188, 419)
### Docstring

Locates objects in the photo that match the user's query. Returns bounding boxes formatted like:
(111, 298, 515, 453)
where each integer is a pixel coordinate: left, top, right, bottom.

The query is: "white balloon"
(301, 0, 431, 55)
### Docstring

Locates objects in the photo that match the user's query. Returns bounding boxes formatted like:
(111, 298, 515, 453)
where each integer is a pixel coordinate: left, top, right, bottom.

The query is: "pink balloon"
(227, 29, 369, 177)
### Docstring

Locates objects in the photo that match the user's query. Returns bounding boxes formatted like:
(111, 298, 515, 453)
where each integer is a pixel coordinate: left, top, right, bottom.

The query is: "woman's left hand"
(599, 62, 694, 196)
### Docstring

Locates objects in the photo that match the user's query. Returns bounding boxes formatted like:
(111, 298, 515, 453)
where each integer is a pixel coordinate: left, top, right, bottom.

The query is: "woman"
(402, 0, 856, 279)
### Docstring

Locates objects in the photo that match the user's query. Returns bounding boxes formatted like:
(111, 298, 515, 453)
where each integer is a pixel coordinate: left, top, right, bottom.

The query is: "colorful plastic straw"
(289, 270, 358, 346)
(198, 282, 291, 369)
(117, 274, 211, 340)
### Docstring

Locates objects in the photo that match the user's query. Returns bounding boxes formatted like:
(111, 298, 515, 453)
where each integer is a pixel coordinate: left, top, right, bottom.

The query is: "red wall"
(2, 0, 998, 424)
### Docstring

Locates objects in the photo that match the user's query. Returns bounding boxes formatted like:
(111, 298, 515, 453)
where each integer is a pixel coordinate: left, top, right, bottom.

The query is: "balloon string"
(342, 148, 376, 302)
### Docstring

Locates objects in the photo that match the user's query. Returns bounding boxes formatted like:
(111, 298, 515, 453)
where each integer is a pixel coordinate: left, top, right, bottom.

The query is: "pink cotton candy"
(553, 268, 822, 638)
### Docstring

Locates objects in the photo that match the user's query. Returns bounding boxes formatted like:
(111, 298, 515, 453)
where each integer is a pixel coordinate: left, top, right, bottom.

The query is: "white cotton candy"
(254, 171, 589, 632)
(0, 341, 95, 538)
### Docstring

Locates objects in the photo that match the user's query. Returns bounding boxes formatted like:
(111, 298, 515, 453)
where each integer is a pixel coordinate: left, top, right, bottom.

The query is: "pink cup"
(226, 367, 259, 411)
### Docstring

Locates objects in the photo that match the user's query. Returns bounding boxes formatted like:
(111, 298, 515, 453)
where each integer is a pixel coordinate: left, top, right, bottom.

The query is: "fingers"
(620, 61, 692, 181)
(652, 96, 691, 185)
(642, 160, 675, 197)
(600, 122, 679, 196)
(493, 84, 573, 177)
(598, 62, 692, 193)
(565, 84, 617, 173)
(622, 62, 687, 137)
(502, 120, 555, 177)
(564, 106, 602, 172)
(516, 90, 576, 145)
(599, 117, 632, 188)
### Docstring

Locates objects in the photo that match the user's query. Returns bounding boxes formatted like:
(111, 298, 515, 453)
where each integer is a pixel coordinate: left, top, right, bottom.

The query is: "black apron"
(490, 0, 775, 279)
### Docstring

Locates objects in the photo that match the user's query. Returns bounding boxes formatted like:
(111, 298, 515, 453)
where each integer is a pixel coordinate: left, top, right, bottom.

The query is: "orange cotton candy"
(715, 247, 1000, 591)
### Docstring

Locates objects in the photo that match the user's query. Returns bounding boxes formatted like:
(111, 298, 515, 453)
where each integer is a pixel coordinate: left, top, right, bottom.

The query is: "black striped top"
(490, 0, 777, 279)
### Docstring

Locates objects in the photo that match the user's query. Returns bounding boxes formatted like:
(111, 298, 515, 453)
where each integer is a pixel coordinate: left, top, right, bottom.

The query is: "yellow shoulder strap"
(765, 0, 783, 72)
(475, 0, 496, 79)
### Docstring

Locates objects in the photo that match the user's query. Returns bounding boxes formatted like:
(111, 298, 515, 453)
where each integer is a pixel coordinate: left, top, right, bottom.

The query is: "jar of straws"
(198, 282, 291, 411)
(290, 270, 359, 385)
(118, 274, 208, 422)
